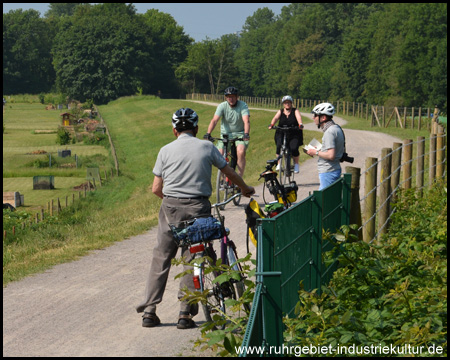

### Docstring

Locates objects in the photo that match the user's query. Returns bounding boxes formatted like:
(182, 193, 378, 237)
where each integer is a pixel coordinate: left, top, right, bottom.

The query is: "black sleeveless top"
(275, 107, 303, 144)
(279, 107, 298, 127)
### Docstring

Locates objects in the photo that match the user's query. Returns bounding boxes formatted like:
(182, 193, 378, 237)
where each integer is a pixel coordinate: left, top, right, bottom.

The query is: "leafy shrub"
(173, 253, 256, 356)
(285, 181, 447, 356)
(82, 133, 108, 146)
(33, 157, 51, 168)
(56, 127, 71, 145)
(38, 93, 45, 104)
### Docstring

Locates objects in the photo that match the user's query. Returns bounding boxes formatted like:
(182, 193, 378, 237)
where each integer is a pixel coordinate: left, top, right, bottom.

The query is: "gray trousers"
(136, 197, 211, 314)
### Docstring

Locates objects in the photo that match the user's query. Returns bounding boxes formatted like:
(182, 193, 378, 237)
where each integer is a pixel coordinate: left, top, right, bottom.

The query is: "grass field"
(3, 103, 111, 211)
(3, 94, 443, 284)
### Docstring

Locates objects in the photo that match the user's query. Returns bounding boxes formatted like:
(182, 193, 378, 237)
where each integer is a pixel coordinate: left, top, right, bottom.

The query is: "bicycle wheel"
(216, 169, 229, 209)
(201, 246, 234, 330)
(283, 152, 292, 185)
(279, 152, 288, 186)
(227, 244, 251, 314)
(232, 186, 241, 206)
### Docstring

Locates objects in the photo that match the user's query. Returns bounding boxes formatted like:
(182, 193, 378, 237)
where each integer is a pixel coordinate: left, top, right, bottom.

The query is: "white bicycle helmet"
(282, 95, 293, 103)
(312, 102, 335, 116)
(172, 108, 199, 130)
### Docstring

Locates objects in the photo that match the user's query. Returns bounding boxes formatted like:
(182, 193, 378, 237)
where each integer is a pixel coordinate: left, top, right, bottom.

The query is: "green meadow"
(3, 95, 439, 284)
(3, 102, 111, 211)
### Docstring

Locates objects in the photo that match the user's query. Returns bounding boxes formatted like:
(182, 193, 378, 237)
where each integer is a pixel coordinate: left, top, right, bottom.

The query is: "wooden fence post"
(436, 126, 445, 179)
(50, 200, 54, 216)
(378, 148, 392, 238)
(363, 157, 377, 243)
(41, 208, 44, 222)
(402, 139, 413, 190)
(403, 107, 407, 128)
(390, 142, 403, 203)
(345, 166, 362, 240)
(418, 107, 422, 130)
(416, 136, 425, 197)
(429, 132, 437, 186)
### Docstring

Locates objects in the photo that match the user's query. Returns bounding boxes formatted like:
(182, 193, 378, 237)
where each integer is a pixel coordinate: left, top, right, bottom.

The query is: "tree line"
(3, 3, 447, 112)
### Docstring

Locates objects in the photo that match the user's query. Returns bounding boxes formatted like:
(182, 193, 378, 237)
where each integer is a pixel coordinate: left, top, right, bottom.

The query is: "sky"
(3, 3, 290, 42)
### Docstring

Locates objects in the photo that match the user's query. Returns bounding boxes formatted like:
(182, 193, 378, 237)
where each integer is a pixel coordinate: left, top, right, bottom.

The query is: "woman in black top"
(268, 96, 304, 173)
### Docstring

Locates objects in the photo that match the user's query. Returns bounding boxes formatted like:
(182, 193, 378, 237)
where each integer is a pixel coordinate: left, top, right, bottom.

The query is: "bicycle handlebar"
(270, 125, 302, 131)
(211, 193, 241, 209)
(210, 137, 245, 143)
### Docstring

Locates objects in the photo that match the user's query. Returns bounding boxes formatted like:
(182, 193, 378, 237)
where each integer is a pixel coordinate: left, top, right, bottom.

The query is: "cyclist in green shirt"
(204, 86, 250, 177)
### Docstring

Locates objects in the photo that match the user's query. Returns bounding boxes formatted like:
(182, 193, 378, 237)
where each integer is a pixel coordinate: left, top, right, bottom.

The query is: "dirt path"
(3, 103, 402, 357)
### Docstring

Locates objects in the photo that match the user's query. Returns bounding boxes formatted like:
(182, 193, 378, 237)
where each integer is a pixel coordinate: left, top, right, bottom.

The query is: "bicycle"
(212, 135, 243, 209)
(245, 160, 298, 252)
(259, 159, 297, 211)
(270, 125, 302, 186)
(169, 193, 249, 330)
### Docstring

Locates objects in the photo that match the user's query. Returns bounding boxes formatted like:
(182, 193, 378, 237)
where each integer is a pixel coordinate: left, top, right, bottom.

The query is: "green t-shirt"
(215, 100, 250, 134)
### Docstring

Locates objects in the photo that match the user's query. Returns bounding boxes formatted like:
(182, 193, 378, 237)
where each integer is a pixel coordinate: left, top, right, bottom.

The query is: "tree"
(3, 9, 55, 94)
(45, 3, 85, 18)
(176, 36, 238, 95)
(52, 4, 153, 104)
(141, 9, 192, 97)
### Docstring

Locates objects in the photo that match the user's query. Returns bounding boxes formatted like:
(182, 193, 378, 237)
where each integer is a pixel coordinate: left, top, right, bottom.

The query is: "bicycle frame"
(212, 135, 243, 208)
(271, 125, 298, 185)
(259, 159, 290, 208)
(186, 193, 246, 328)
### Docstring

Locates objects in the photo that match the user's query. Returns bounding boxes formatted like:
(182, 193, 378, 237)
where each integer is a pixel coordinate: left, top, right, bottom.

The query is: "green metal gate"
(240, 174, 351, 356)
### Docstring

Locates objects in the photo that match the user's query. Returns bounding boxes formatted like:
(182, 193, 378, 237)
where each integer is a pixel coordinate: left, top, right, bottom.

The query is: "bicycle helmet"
(224, 86, 238, 96)
(311, 102, 335, 116)
(172, 108, 199, 131)
(282, 95, 293, 103)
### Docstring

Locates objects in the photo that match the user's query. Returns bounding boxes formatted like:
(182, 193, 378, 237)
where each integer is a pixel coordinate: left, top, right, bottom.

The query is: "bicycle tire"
(200, 246, 228, 330)
(283, 152, 292, 185)
(232, 188, 241, 206)
(226, 245, 251, 315)
(279, 153, 287, 186)
(216, 169, 229, 210)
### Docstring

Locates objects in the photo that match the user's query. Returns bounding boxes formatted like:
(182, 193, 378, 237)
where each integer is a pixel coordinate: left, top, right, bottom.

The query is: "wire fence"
(346, 125, 446, 244)
(186, 93, 442, 130)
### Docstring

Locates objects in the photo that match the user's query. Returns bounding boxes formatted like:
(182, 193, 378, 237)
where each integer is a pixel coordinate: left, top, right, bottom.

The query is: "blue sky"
(3, 3, 290, 42)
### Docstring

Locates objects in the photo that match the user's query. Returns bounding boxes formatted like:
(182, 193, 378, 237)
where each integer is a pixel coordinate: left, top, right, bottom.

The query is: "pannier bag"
(170, 217, 224, 247)
(245, 198, 266, 248)
(277, 181, 298, 204)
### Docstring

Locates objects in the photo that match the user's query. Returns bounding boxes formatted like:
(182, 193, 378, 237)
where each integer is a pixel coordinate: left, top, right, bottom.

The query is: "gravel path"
(3, 103, 402, 357)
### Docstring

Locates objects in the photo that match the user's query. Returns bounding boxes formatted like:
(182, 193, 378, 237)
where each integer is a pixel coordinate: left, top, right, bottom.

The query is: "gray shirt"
(153, 133, 227, 198)
(317, 125, 345, 173)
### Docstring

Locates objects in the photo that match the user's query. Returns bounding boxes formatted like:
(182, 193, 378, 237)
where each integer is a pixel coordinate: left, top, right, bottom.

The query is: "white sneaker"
(276, 163, 280, 171)
(294, 164, 299, 174)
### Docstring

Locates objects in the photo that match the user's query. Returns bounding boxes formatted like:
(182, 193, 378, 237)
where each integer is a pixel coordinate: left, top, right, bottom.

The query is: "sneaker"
(276, 163, 281, 171)
(294, 164, 299, 174)
(142, 312, 161, 328)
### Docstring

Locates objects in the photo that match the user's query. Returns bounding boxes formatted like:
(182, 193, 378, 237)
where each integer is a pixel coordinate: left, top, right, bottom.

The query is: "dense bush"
(285, 181, 447, 357)
(56, 127, 71, 145)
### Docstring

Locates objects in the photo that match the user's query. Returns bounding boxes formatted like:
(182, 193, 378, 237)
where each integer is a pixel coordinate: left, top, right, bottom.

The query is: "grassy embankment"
(2, 95, 440, 284)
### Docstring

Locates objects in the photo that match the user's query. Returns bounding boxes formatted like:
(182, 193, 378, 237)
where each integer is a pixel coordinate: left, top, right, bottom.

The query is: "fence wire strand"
(358, 132, 447, 243)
